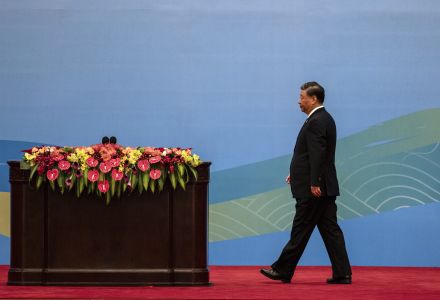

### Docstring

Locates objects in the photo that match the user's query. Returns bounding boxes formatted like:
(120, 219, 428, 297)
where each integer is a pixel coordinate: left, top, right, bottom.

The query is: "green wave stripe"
(210, 187, 294, 241)
(209, 109, 440, 242)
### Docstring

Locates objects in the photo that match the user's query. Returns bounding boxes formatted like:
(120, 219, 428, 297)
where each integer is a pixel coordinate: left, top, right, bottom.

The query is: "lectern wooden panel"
(7, 161, 211, 286)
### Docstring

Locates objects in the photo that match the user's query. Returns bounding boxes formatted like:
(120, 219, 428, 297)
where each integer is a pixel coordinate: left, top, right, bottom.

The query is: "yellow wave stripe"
(0, 192, 10, 237)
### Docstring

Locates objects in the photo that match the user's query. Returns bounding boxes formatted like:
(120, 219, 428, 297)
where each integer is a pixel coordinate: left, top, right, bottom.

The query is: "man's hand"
(311, 186, 321, 197)
(285, 175, 291, 185)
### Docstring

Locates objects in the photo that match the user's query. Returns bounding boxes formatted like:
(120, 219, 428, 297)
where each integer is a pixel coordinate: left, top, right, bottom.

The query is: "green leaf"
(131, 172, 138, 190)
(188, 165, 198, 181)
(177, 172, 186, 191)
(79, 177, 85, 195)
(117, 181, 122, 198)
(76, 181, 81, 198)
(83, 170, 88, 187)
(36, 176, 43, 190)
(87, 182, 92, 194)
(111, 178, 116, 197)
(64, 147, 74, 153)
(123, 181, 127, 192)
(170, 172, 177, 189)
(178, 164, 185, 177)
(149, 179, 156, 193)
(57, 173, 64, 189)
(70, 175, 76, 191)
(30, 164, 39, 181)
(106, 191, 111, 206)
(142, 172, 150, 191)
(158, 177, 164, 192)
(137, 173, 143, 194)
(162, 168, 168, 182)
(49, 179, 55, 190)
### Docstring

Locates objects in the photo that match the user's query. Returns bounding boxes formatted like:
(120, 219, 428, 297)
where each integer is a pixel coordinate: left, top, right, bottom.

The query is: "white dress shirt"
(307, 105, 324, 118)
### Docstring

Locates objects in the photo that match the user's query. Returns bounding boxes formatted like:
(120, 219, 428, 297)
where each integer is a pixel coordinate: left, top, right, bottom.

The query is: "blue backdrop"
(1, 0, 439, 266)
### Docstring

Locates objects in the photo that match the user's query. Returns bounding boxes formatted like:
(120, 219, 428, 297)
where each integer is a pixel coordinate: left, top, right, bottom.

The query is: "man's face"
(298, 89, 316, 115)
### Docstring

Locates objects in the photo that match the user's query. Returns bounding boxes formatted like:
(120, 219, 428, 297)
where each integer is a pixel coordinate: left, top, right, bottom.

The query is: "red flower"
(87, 170, 99, 182)
(98, 180, 109, 193)
(99, 162, 112, 173)
(137, 159, 150, 172)
(21, 148, 33, 154)
(111, 169, 123, 181)
(52, 153, 64, 162)
(58, 160, 71, 171)
(168, 165, 175, 173)
(37, 165, 45, 175)
(86, 157, 99, 167)
(150, 169, 161, 180)
(149, 156, 162, 164)
(109, 158, 120, 168)
(46, 169, 59, 181)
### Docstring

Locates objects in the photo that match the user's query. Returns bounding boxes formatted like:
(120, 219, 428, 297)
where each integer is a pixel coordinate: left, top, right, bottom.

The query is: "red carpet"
(0, 265, 439, 299)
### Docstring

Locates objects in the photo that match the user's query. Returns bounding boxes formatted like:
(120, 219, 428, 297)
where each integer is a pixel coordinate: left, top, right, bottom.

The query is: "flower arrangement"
(21, 144, 202, 204)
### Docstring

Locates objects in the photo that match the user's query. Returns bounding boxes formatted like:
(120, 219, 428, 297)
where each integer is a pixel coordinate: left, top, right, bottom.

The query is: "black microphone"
(102, 136, 109, 144)
(110, 136, 117, 144)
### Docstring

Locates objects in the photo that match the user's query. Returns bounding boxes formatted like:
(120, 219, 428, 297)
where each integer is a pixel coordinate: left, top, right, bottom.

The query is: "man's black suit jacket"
(289, 107, 340, 198)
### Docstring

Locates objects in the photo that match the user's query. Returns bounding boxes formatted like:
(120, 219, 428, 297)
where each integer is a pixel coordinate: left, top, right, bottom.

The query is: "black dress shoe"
(260, 268, 291, 283)
(326, 275, 352, 284)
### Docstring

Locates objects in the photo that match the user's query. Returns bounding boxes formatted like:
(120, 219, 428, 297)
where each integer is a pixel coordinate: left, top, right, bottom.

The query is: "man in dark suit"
(260, 82, 352, 284)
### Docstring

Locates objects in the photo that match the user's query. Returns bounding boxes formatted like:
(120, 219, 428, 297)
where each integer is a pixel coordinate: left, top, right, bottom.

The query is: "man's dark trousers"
(271, 196, 351, 280)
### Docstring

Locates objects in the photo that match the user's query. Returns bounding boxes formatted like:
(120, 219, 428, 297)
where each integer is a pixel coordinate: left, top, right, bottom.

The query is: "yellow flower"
(24, 153, 35, 161)
(67, 153, 78, 163)
(192, 154, 201, 167)
(127, 149, 142, 165)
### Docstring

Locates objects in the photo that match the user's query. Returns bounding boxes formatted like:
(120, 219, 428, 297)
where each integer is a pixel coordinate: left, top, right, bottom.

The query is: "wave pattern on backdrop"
(209, 109, 440, 242)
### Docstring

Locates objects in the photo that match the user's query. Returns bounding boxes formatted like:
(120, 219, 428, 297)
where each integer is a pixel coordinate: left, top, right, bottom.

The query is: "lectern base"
(8, 268, 210, 286)
(7, 161, 211, 286)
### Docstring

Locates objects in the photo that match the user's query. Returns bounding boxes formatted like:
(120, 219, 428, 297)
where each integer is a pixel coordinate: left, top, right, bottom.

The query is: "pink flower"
(58, 160, 71, 171)
(46, 169, 59, 181)
(109, 158, 120, 168)
(111, 169, 123, 181)
(150, 169, 161, 180)
(137, 159, 150, 172)
(98, 180, 109, 193)
(99, 162, 112, 173)
(87, 170, 99, 182)
(99, 145, 117, 161)
(86, 157, 99, 167)
(52, 153, 64, 162)
(149, 156, 162, 164)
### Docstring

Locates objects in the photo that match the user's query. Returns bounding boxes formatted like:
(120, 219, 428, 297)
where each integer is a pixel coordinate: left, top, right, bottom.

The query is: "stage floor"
(0, 265, 439, 299)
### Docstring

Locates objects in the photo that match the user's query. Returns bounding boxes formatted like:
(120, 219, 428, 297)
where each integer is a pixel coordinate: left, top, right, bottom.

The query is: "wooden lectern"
(7, 161, 211, 286)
